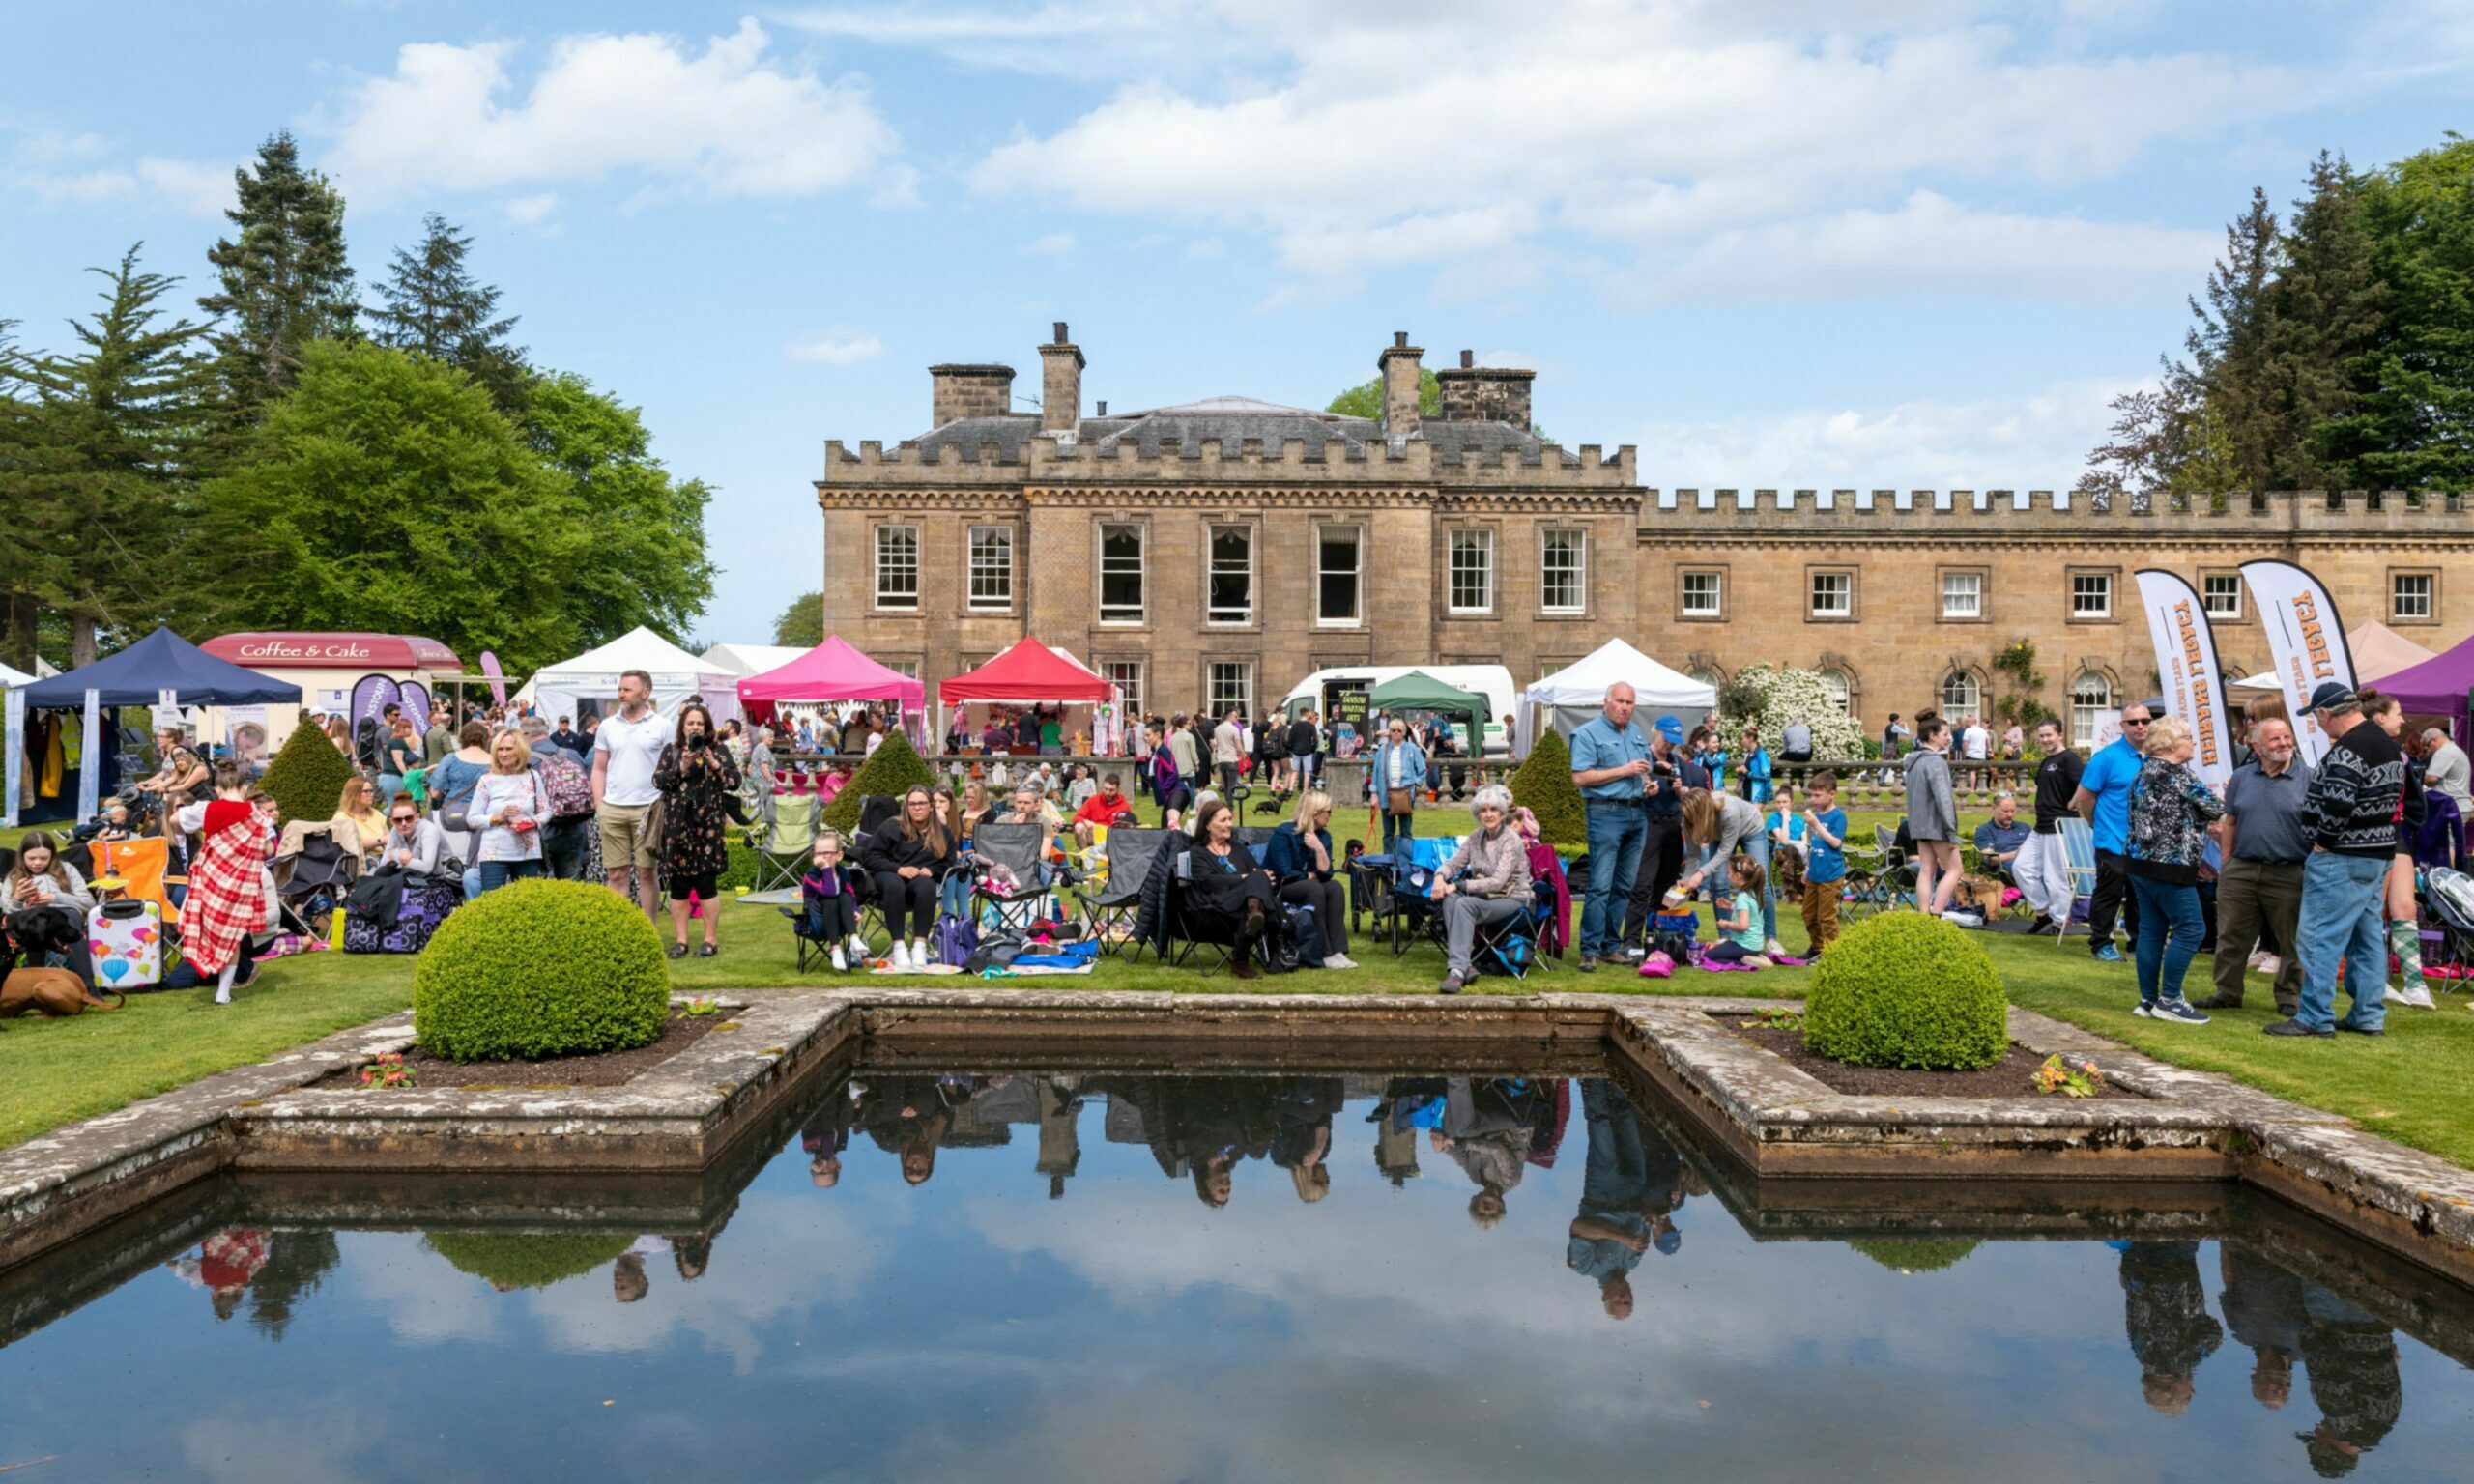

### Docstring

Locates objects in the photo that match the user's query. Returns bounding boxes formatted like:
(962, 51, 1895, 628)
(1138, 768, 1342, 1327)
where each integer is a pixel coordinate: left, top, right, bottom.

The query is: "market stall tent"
(1516, 640, 1717, 754)
(2228, 620, 2439, 700)
(699, 642, 809, 678)
(2355, 630, 2474, 739)
(736, 636, 927, 738)
(1366, 671, 1489, 728)
(525, 627, 740, 726)
(939, 637, 1123, 752)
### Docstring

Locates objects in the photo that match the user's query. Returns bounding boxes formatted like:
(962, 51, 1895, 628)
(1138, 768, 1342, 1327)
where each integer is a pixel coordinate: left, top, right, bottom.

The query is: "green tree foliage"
(368, 212, 528, 412)
(1802, 912, 2008, 1070)
(2266, 153, 2381, 488)
(519, 372, 715, 652)
(257, 717, 360, 824)
(198, 131, 357, 418)
(200, 341, 585, 672)
(821, 728, 936, 836)
(424, 1232, 634, 1291)
(0, 246, 216, 664)
(1508, 727, 1586, 847)
(414, 879, 671, 1061)
(1326, 368, 1441, 420)
(2333, 136, 2474, 490)
(245, 1231, 341, 1340)
(773, 590, 824, 648)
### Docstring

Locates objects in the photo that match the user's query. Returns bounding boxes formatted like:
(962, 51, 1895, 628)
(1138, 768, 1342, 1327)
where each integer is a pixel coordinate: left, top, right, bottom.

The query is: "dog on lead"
(1, 907, 126, 1015)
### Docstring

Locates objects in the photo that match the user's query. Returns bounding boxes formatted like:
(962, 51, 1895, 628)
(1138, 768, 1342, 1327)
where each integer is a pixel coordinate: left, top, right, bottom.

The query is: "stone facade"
(818, 328, 2474, 737)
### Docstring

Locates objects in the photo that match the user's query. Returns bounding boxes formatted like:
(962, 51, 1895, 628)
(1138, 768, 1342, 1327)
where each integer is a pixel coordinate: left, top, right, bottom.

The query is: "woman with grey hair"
(1430, 785, 1532, 995)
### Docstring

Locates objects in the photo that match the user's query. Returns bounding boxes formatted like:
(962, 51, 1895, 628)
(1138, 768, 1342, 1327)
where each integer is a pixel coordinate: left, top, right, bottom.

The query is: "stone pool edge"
(2, 987, 2470, 1290)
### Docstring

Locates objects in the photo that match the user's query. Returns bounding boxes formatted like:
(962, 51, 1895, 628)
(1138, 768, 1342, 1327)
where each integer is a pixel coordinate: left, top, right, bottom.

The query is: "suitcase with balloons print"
(86, 899, 164, 990)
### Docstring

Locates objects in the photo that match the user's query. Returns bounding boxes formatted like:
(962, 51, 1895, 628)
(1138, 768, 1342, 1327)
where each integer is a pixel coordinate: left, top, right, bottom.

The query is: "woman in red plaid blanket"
(169, 761, 271, 1004)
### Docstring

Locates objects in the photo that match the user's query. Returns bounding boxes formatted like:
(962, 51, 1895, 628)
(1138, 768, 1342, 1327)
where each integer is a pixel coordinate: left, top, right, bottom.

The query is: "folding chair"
(1081, 827, 1165, 956)
(746, 792, 817, 897)
(1467, 876, 1559, 981)
(848, 794, 905, 949)
(971, 820, 1060, 934)
(1385, 835, 1462, 957)
(1166, 849, 1241, 975)
(2055, 817, 2098, 948)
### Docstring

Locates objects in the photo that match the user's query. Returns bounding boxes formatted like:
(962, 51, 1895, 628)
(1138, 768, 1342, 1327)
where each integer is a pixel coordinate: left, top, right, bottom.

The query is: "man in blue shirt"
(1971, 790, 2031, 886)
(1568, 683, 1653, 971)
(2070, 699, 2154, 962)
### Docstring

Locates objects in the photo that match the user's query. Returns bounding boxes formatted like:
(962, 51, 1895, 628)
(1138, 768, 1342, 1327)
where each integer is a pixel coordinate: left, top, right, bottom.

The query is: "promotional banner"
(399, 681, 433, 733)
(76, 690, 101, 823)
(3, 684, 21, 830)
(2239, 559, 2358, 766)
(2135, 570, 2236, 789)
(478, 650, 508, 709)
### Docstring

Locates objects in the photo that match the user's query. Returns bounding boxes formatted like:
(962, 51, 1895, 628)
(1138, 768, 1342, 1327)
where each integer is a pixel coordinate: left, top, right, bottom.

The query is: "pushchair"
(2420, 868, 2474, 992)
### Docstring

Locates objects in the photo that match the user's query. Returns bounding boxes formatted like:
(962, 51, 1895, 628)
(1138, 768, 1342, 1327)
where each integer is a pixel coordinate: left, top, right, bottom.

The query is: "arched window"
(1817, 669, 1852, 715)
(1687, 667, 1724, 690)
(2071, 673, 2113, 748)
(1940, 671, 1980, 719)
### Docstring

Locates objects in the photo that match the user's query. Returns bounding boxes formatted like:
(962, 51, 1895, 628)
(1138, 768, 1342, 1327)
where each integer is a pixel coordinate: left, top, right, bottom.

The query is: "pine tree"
(0, 246, 216, 664)
(2266, 153, 2383, 490)
(2331, 135, 2474, 491)
(368, 212, 527, 411)
(198, 131, 356, 417)
(2183, 186, 2284, 496)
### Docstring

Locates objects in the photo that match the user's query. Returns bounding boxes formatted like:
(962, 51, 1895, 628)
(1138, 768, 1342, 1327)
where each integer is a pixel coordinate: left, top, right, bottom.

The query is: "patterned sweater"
(2305, 720, 2405, 860)
(2127, 757, 2227, 884)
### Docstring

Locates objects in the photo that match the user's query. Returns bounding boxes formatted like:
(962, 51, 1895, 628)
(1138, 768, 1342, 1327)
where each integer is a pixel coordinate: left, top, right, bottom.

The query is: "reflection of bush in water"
(1848, 1238, 1979, 1273)
(424, 1232, 634, 1290)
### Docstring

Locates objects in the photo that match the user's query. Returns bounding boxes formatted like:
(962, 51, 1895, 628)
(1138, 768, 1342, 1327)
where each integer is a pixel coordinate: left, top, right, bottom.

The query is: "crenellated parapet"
(1637, 487, 2474, 541)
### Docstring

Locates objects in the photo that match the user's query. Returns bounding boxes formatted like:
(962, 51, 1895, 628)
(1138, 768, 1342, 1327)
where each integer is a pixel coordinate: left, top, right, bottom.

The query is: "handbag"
(1385, 787, 1415, 816)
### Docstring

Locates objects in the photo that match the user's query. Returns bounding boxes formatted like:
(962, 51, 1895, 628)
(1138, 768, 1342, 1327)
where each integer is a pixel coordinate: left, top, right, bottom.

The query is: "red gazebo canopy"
(940, 637, 1115, 704)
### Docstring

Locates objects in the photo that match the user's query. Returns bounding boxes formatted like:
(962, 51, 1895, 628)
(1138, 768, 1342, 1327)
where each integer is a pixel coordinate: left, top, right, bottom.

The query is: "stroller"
(2420, 868, 2474, 991)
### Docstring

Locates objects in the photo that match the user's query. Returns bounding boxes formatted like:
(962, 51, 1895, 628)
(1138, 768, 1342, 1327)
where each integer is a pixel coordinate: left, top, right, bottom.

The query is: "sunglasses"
(2122, 717, 2152, 727)
(390, 814, 417, 824)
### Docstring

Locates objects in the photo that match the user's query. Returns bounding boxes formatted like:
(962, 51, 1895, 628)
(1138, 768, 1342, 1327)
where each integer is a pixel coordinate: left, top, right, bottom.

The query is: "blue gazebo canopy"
(21, 627, 302, 709)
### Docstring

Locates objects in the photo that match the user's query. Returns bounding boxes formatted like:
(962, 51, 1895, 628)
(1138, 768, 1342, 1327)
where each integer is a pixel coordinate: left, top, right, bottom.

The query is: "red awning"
(940, 637, 1115, 704)
(201, 632, 463, 671)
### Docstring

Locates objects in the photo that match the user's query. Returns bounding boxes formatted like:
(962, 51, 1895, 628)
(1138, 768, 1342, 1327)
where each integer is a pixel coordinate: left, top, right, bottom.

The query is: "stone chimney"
(1378, 330, 1424, 439)
(929, 363, 1014, 427)
(1039, 321, 1084, 434)
(1436, 348, 1536, 428)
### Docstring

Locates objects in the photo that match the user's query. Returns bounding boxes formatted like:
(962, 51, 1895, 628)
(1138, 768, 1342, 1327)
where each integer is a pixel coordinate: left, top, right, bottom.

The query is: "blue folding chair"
(2056, 817, 2097, 947)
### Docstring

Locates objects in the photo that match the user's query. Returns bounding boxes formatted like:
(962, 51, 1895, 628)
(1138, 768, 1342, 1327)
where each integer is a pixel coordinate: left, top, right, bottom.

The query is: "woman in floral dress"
(654, 702, 742, 958)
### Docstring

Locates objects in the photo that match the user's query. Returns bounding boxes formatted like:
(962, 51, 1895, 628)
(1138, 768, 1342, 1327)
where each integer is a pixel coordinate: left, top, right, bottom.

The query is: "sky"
(6, 1, 2469, 644)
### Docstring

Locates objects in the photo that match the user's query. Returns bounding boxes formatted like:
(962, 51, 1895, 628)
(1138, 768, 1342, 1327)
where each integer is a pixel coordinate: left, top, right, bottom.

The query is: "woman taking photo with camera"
(653, 702, 742, 959)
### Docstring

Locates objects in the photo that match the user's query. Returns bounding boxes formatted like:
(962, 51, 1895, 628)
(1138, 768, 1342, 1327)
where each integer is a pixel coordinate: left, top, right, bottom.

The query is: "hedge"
(1509, 727, 1587, 848)
(424, 1232, 634, 1290)
(413, 878, 672, 1062)
(258, 721, 360, 825)
(1801, 911, 2007, 1070)
(820, 729, 936, 837)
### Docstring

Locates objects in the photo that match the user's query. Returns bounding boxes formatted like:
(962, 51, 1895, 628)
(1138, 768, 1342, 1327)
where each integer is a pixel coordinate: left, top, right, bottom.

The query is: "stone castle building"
(815, 324, 2471, 746)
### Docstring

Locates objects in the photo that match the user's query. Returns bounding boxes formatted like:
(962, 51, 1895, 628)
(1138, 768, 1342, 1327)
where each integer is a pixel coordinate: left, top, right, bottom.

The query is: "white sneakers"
(830, 945, 849, 971)
(1764, 938, 1788, 959)
(888, 941, 911, 970)
(1325, 953, 1358, 969)
(911, 937, 931, 968)
(848, 934, 868, 963)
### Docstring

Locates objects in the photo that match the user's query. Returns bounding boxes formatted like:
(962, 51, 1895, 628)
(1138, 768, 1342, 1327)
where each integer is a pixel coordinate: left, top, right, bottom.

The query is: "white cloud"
(134, 157, 235, 216)
(786, 329, 884, 362)
(503, 191, 560, 225)
(3, 130, 231, 215)
(1643, 378, 2145, 493)
(317, 18, 901, 202)
(1027, 229, 1076, 254)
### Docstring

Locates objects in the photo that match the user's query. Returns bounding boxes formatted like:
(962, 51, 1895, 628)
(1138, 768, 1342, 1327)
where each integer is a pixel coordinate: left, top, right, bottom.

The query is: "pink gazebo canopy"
(737, 635, 926, 718)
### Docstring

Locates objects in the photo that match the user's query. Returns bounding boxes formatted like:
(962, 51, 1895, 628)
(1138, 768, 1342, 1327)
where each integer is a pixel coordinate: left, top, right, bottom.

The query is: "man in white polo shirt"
(591, 669, 669, 918)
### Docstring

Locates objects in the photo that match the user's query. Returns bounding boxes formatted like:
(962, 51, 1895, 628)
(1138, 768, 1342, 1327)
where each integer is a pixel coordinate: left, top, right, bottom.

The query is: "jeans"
(1621, 812, 1686, 948)
(1382, 808, 1414, 855)
(1443, 893, 1528, 979)
(939, 870, 973, 920)
(2295, 851, 2391, 1032)
(2127, 874, 2203, 1005)
(1280, 877, 1349, 958)
(1580, 802, 1647, 958)
(476, 858, 543, 894)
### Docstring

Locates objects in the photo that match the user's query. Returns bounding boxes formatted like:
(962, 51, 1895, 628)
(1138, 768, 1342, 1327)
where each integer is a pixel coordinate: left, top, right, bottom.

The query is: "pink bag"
(1638, 951, 1675, 980)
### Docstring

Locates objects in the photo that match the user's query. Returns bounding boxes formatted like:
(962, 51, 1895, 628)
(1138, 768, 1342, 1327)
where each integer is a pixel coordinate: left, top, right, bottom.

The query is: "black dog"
(2, 906, 87, 977)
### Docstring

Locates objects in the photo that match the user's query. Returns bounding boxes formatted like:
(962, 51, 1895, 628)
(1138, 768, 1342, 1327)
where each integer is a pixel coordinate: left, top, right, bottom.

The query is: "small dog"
(1, 967, 124, 1016)
(1951, 873, 2009, 917)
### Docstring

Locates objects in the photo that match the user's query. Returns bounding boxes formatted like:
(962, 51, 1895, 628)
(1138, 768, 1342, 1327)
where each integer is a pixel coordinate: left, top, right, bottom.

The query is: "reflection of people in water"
(2298, 1285, 2402, 1477)
(2219, 1243, 2305, 1410)
(169, 1228, 272, 1322)
(1430, 1077, 1537, 1227)
(1086, 1075, 1279, 1207)
(1271, 1077, 1345, 1204)
(1566, 1080, 1686, 1319)
(615, 1202, 738, 1303)
(802, 1081, 862, 1188)
(857, 1075, 971, 1186)
(2116, 1241, 2224, 1414)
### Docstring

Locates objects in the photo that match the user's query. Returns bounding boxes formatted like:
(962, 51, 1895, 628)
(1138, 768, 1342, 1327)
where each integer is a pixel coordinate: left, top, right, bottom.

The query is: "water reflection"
(8, 1066, 2469, 1482)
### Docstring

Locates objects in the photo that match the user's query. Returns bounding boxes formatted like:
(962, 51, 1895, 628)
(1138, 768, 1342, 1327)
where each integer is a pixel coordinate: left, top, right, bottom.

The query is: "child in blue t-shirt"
(1703, 855, 1771, 967)
(801, 829, 864, 970)
(1798, 774, 1849, 955)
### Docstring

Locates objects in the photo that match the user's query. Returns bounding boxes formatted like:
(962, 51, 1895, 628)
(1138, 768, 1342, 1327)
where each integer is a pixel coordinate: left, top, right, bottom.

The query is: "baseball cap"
(1655, 716, 1683, 744)
(2307, 681, 2359, 713)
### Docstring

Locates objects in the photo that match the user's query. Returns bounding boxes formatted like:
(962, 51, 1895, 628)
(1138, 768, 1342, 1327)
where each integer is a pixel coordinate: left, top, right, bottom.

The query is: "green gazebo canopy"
(1366, 670, 1486, 724)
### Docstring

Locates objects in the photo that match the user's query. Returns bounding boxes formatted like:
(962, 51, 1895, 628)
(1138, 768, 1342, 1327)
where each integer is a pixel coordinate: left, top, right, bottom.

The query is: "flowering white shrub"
(1716, 665, 1867, 759)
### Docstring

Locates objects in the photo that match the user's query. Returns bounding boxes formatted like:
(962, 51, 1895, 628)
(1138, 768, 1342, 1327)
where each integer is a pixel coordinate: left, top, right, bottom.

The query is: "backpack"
(1263, 727, 1290, 762)
(933, 912, 978, 967)
(1285, 903, 1325, 968)
(536, 752, 594, 821)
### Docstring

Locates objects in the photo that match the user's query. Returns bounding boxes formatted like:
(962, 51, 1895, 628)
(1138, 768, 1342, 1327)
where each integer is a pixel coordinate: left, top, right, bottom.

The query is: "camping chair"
(778, 864, 861, 973)
(273, 822, 360, 938)
(1466, 876, 1559, 982)
(1384, 835, 1463, 957)
(2055, 817, 2098, 948)
(847, 794, 904, 948)
(747, 791, 819, 897)
(971, 821, 1062, 934)
(1165, 848, 1241, 975)
(87, 836, 183, 929)
(1082, 827, 1165, 956)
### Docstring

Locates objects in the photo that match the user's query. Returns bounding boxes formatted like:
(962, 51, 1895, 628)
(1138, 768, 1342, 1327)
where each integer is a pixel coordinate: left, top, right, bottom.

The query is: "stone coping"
(0, 985, 2469, 1291)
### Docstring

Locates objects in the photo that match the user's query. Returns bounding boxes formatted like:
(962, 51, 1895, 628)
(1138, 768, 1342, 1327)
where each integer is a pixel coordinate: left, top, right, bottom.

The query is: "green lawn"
(5, 801, 2468, 1171)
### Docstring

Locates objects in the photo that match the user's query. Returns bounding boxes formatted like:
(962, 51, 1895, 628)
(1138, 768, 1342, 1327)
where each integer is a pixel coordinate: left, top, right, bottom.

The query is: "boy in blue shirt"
(1798, 773, 1849, 955)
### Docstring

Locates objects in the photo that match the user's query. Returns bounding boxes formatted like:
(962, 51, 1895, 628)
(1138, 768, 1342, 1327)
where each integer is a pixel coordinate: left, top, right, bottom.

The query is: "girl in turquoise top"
(1703, 855, 1771, 967)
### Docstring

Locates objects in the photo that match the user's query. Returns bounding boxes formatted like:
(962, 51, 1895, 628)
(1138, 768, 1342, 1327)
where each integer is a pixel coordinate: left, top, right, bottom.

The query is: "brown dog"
(1, 967, 125, 1016)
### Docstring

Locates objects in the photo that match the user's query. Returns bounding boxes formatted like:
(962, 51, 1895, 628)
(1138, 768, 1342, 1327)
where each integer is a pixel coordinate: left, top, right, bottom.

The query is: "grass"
(6, 801, 2469, 1172)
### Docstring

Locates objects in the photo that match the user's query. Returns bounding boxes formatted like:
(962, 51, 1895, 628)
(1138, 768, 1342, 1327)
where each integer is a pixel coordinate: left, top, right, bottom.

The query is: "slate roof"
(907, 396, 1563, 464)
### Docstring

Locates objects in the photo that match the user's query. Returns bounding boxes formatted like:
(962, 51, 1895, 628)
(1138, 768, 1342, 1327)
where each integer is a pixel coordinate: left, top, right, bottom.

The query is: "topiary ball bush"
(414, 878, 671, 1062)
(1509, 727, 1588, 848)
(820, 728, 937, 837)
(1801, 911, 2007, 1070)
(258, 720, 361, 827)
(424, 1232, 634, 1290)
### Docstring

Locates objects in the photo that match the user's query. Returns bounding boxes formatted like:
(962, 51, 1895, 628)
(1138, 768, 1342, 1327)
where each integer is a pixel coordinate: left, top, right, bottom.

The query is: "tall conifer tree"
(369, 212, 527, 411)
(198, 130, 356, 417)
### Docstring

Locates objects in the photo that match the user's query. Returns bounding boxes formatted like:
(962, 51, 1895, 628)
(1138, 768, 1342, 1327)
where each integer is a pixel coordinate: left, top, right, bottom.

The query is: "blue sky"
(6, 1, 2468, 642)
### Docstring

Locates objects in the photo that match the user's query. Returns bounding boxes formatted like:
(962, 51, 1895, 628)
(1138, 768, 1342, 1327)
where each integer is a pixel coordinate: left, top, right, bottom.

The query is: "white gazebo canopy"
(526, 626, 741, 725)
(699, 642, 809, 677)
(1517, 639, 1717, 753)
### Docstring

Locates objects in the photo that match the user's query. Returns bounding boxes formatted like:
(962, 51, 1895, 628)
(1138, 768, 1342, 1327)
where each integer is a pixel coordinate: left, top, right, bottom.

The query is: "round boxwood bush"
(414, 878, 671, 1062)
(425, 1232, 633, 1290)
(1848, 1237, 1979, 1274)
(1801, 911, 2007, 1070)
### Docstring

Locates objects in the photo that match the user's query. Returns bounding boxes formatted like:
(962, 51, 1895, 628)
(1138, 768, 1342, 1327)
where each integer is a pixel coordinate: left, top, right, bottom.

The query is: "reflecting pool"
(2, 1065, 2470, 1482)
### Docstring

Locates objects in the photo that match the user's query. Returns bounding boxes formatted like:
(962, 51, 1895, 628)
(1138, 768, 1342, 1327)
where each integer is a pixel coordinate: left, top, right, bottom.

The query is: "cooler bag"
(342, 880, 460, 955)
(86, 899, 164, 990)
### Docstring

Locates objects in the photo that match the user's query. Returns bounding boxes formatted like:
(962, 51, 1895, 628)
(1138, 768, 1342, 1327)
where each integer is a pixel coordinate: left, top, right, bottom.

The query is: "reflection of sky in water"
(0, 1073, 2468, 1484)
